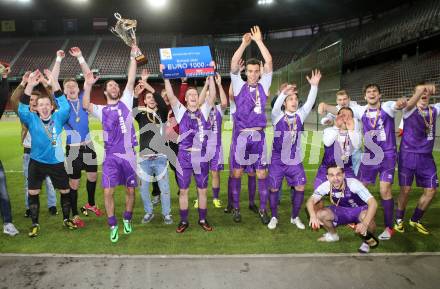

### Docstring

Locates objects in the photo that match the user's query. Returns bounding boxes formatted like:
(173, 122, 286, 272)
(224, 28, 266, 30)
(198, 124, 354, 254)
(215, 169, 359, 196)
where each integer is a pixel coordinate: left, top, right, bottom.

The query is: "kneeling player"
(306, 165, 379, 253)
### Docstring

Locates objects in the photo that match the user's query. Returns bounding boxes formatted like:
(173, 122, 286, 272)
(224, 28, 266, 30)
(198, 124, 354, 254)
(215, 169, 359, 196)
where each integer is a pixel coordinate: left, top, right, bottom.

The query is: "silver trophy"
(110, 13, 147, 65)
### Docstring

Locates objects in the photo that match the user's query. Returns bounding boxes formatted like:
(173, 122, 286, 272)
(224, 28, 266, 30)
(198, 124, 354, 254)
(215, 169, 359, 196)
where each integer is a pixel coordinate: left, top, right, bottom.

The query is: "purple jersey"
(172, 102, 211, 152)
(271, 86, 318, 162)
(230, 72, 272, 131)
(272, 114, 303, 160)
(313, 178, 372, 208)
(92, 89, 137, 154)
(400, 104, 440, 154)
(352, 101, 397, 155)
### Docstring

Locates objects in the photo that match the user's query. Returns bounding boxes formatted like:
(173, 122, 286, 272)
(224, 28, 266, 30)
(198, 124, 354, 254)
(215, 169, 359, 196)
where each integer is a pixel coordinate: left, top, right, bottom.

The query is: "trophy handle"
(114, 13, 122, 20)
(109, 27, 119, 37)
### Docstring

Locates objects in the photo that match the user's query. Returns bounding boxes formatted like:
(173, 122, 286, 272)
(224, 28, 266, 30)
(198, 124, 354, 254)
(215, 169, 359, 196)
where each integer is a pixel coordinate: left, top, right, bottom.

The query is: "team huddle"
(0, 26, 438, 253)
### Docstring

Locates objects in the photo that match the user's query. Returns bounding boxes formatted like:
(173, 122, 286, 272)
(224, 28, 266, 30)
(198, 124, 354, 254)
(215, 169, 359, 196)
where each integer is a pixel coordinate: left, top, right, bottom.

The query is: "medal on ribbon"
(418, 105, 433, 140)
(70, 99, 81, 123)
(250, 85, 262, 114)
(339, 131, 350, 164)
(40, 119, 57, 147)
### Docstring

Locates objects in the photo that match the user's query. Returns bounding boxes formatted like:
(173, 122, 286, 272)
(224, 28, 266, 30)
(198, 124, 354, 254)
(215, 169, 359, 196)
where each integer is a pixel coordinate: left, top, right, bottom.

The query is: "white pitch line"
(1, 252, 440, 259)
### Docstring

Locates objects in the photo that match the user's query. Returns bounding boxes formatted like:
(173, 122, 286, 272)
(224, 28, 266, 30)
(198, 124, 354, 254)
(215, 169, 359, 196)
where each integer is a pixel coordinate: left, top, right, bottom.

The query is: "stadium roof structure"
(0, 0, 414, 35)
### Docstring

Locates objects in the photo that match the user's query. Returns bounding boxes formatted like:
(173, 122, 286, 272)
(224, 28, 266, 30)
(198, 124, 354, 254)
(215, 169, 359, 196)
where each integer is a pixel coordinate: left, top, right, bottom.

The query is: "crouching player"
(306, 165, 379, 253)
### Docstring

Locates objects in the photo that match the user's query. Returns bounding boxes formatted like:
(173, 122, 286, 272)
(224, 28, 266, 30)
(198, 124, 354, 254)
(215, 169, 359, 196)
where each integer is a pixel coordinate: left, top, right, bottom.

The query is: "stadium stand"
(10, 38, 64, 77)
(343, 0, 440, 60)
(342, 51, 440, 102)
(0, 39, 26, 64)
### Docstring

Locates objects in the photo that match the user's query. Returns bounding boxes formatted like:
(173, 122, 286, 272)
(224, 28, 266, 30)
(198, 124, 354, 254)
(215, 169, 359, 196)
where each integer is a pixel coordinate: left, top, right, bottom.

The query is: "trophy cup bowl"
(110, 13, 148, 65)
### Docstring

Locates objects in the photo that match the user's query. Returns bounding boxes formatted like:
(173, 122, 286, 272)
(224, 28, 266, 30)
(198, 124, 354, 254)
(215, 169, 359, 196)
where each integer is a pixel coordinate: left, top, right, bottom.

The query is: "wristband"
(56, 56, 63, 62)
(78, 56, 86, 64)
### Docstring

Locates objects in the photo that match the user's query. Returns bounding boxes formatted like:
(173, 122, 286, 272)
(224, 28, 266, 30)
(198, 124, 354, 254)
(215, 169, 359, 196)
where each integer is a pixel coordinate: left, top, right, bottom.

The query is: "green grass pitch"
(0, 119, 439, 254)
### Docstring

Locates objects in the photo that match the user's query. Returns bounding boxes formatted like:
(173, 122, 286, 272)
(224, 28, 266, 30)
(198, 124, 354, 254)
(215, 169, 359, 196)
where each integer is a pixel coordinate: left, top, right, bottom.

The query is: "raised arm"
(178, 78, 188, 105)
(271, 85, 294, 122)
(82, 71, 100, 113)
(126, 45, 139, 94)
(301, 70, 321, 113)
(199, 61, 217, 105)
(132, 81, 144, 122)
(19, 70, 41, 124)
(215, 73, 228, 109)
(69, 47, 91, 88)
(231, 33, 251, 74)
(207, 75, 216, 108)
(52, 50, 65, 84)
(405, 84, 436, 111)
(140, 68, 155, 94)
(198, 77, 209, 106)
(10, 71, 30, 114)
(23, 70, 40, 99)
(318, 102, 338, 116)
(296, 70, 321, 123)
(160, 64, 179, 108)
(250, 26, 273, 73)
(43, 68, 61, 92)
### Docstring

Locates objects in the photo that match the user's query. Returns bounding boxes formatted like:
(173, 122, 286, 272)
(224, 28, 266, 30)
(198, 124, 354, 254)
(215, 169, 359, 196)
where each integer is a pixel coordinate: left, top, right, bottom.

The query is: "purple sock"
(180, 209, 189, 223)
(213, 187, 220, 199)
(381, 199, 394, 229)
(396, 208, 405, 220)
(198, 208, 207, 221)
(411, 207, 425, 223)
(258, 178, 268, 211)
(107, 216, 117, 227)
(269, 191, 279, 218)
(291, 189, 304, 219)
(227, 176, 233, 207)
(232, 177, 241, 209)
(123, 211, 132, 221)
(248, 175, 256, 205)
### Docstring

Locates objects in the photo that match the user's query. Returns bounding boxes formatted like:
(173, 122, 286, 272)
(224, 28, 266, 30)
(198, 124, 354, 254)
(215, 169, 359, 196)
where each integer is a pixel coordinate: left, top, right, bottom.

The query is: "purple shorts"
(209, 145, 224, 171)
(269, 160, 306, 190)
(102, 152, 138, 188)
(328, 205, 368, 226)
(314, 165, 356, 190)
(230, 130, 267, 170)
(398, 151, 438, 188)
(358, 152, 396, 184)
(176, 150, 209, 189)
